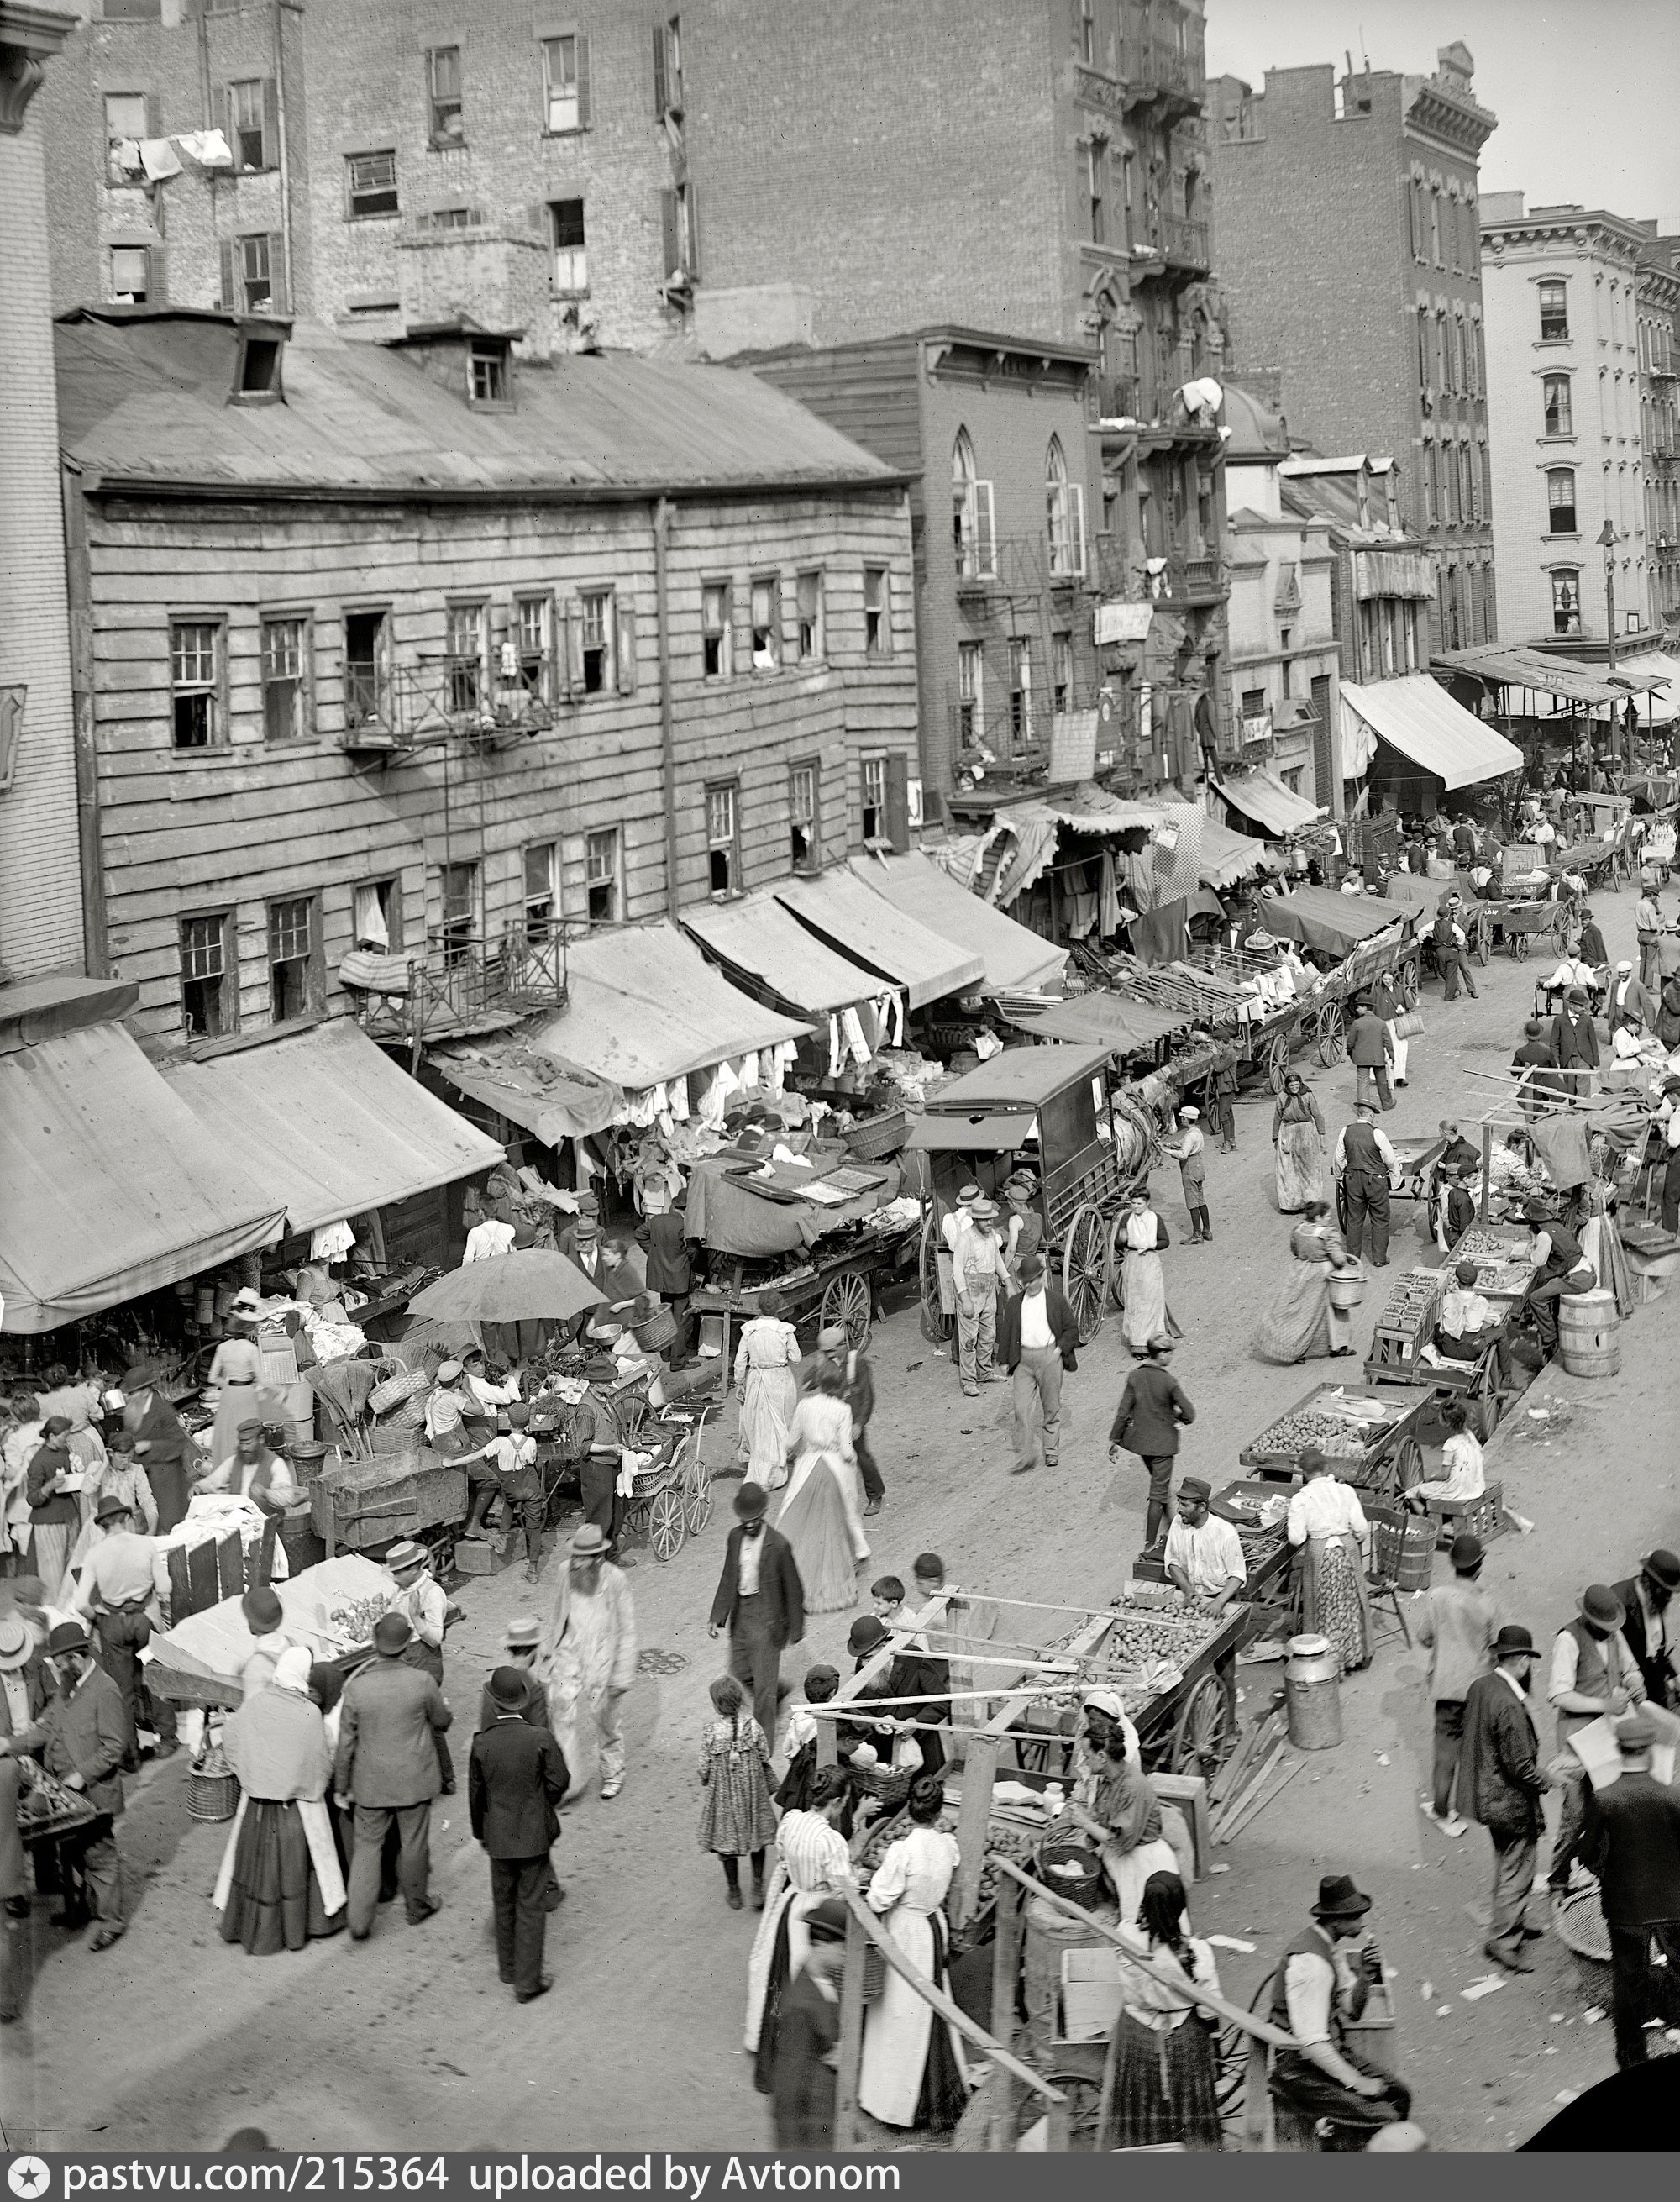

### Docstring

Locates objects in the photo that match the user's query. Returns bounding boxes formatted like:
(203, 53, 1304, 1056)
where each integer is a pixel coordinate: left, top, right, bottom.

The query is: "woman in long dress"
(748, 1768, 853, 2086)
(1101, 1871, 1225, 2152)
(732, 1291, 801, 1487)
(858, 1775, 970, 2133)
(772, 1369, 869, 1613)
(1252, 1201, 1356, 1364)
(1286, 1448, 1372, 1673)
(1118, 1191, 1177, 1359)
(207, 1316, 266, 1474)
(1271, 1075, 1326, 1213)
(214, 1647, 347, 1953)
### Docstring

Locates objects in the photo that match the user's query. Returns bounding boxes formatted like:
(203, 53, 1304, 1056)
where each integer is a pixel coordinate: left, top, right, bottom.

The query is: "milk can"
(1284, 1633, 1343, 1751)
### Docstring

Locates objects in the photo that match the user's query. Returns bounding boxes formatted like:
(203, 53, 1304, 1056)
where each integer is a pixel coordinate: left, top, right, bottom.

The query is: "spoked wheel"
(1316, 1001, 1347, 1066)
(1266, 1031, 1291, 1093)
(1470, 908, 1493, 965)
(918, 1212, 953, 1343)
(1170, 1669, 1234, 1781)
(1062, 1203, 1108, 1343)
(684, 1454, 712, 1538)
(648, 1484, 685, 1561)
(1512, 928, 1530, 962)
(1041, 2067, 1105, 2152)
(1399, 959, 1420, 1010)
(1104, 1210, 1129, 1311)
(820, 1267, 872, 1351)
(1390, 1435, 1425, 1495)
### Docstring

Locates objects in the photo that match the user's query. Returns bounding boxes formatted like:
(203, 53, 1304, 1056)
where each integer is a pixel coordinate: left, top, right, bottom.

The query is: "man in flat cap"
(1583, 1709, 1680, 2068)
(333, 1611, 453, 1938)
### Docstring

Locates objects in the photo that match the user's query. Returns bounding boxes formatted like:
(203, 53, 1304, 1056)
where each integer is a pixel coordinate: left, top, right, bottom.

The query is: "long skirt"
(1252, 1262, 1347, 1364)
(210, 1379, 267, 1473)
(216, 1798, 345, 1955)
(1275, 1122, 1325, 1213)
(749, 1876, 832, 2078)
(1121, 1249, 1170, 1357)
(1385, 1022, 1410, 1084)
(1102, 2010, 1223, 2151)
(773, 1453, 867, 1614)
(26, 1521, 72, 1605)
(738, 1366, 797, 1487)
(858, 1906, 971, 2131)
(1303, 1531, 1372, 1674)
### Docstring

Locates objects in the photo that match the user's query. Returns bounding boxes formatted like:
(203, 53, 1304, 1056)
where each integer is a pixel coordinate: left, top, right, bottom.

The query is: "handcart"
(1334, 1132, 1445, 1237)
(612, 1399, 714, 1563)
(1238, 1380, 1432, 1499)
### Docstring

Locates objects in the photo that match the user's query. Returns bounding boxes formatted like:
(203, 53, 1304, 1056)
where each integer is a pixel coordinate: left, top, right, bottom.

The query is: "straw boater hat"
(385, 1539, 426, 1575)
(0, 1616, 32, 1671)
(504, 1616, 543, 1649)
(570, 1522, 611, 1558)
(816, 1325, 848, 1353)
(968, 1197, 999, 1222)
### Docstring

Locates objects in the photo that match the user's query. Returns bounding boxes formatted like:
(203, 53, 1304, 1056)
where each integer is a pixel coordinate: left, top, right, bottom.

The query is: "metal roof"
(922, 1042, 1115, 1114)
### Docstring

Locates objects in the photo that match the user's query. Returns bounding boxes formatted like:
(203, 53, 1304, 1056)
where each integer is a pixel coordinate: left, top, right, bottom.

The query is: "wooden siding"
(85, 486, 917, 1037)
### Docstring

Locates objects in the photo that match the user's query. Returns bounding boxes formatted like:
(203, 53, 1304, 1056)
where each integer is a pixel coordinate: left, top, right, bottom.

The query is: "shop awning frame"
(845, 852, 1067, 997)
(1215, 770, 1323, 837)
(680, 890, 890, 1017)
(1339, 674, 1525, 791)
(773, 871, 984, 1010)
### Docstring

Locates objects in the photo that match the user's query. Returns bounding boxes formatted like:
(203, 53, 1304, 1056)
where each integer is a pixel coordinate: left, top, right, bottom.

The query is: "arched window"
(1046, 436, 1085, 576)
(952, 429, 994, 581)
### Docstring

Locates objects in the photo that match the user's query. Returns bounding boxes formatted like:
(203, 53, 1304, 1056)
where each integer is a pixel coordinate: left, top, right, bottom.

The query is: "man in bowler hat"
(708, 1484, 805, 1754)
(469, 1667, 570, 2003)
(1268, 1874, 1412, 2147)
(1459, 1624, 1550, 1973)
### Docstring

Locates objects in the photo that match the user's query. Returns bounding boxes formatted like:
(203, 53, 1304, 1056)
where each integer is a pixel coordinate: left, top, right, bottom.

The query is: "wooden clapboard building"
(55, 303, 918, 1045)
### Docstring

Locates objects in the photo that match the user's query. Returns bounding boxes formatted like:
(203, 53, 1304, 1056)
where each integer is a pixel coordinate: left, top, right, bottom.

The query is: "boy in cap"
(1415, 1533, 1496, 1836)
(475, 1403, 547, 1582)
(770, 1895, 849, 2147)
(1166, 1106, 1211, 1243)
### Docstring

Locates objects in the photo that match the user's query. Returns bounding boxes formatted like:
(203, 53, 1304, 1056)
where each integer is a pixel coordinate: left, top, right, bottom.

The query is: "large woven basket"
(369, 1366, 430, 1416)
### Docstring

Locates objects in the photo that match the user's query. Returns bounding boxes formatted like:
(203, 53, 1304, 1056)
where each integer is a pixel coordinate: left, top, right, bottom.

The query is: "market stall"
(1238, 1382, 1431, 1498)
(846, 850, 1068, 999)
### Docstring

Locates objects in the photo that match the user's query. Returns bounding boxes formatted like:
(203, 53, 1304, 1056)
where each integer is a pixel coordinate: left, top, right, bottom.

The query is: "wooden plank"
(952, 1732, 1001, 1928)
(831, 1905, 869, 2151)
(986, 1873, 1026, 2152)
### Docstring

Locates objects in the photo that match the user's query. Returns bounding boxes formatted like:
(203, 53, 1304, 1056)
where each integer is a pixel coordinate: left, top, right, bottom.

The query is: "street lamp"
(1599, 519, 1618, 771)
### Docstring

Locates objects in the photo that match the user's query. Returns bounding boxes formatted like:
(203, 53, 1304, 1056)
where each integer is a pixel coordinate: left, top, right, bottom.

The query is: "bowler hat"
(504, 1617, 542, 1649)
(371, 1612, 412, 1654)
(734, 1483, 769, 1522)
(1491, 1623, 1536, 1659)
(1578, 1584, 1626, 1632)
(1017, 1253, 1046, 1283)
(487, 1665, 530, 1711)
(1615, 1708, 1662, 1753)
(1311, 1874, 1373, 1920)
(848, 1616, 888, 1656)
(1643, 1550, 1680, 1592)
(94, 1494, 134, 1526)
(806, 1896, 848, 1944)
(46, 1621, 91, 1658)
(242, 1585, 284, 1636)
(123, 1358, 166, 1390)
(1448, 1533, 1484, 1571)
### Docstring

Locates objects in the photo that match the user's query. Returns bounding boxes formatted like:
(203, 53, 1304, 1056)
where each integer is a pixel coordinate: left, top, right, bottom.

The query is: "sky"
(1205, 0, 1680, 230)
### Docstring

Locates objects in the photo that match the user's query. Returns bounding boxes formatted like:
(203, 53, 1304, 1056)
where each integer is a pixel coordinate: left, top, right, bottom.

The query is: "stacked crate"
(1366, 1268, 1444, 1377)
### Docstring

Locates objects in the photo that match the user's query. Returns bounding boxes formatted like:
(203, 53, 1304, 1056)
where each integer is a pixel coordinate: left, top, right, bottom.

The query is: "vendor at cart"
(1435, 1261, 1511, 1387)
(1163, 1480, 1247, 1619)
(1065, 1721, 1185, 1926)
(195, 1420, 301, 1516)
(1523, 1201, 1597, 1354)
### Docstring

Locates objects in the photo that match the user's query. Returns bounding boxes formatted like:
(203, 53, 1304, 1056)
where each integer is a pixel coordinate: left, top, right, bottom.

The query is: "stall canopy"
(1005, 991, 1190, 1054)
(847, 852, 1067, 996)
(1340, 675, 1524, 791)
(1259, 885, 1410, 960)
(1434, 645, 1670, 709)
(159, 1019, 506, 1236)
(528, 920, 811, 1092)
(0, 985, 286, 1332)
(1215, 770, 1322, 836)
(774, 871, 984, 1010)
(902, 1112, 1037, 1154)
(1197, 817, 1276, 887)
(680, 891, 886, 1017)
(1617, 651, 1680, 724)
(922, 1041, 1115, 1116)
(430, 1042, 622, 1144)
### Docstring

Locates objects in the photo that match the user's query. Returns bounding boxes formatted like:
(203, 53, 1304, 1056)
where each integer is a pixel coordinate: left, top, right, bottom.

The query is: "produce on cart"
(1239, 1380, 1431, 1495)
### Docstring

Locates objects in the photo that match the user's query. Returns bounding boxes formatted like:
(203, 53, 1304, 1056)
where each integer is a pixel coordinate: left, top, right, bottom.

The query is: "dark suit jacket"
(641, 1211, 692, 1295)
(709, 1523, 805, 1648)
(1583, 1770, 1680, 1928)
(1578, 922, 1609, 968)
(1458, 1670, 1546, 1841)
(129, 1389, 193, 1531)
(1549, 1009, 1600, 1070)
(468, 1715, 569, 1858)
(1610, 1577, 1675, 1705)
(475, 1668, 548, 1733)
(24, 1666, 130, 1816)
(333, 1654, 453, 1807)
(1348, 1013, 1394, 1069)
(997, 1285, 1079, 1373)
(1109, 1363, 1195, 1457)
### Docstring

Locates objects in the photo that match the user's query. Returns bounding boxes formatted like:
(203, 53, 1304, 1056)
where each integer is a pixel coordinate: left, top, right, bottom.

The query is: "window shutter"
(684, 182, 700, 276)
(211, 82, 229, 141)
(218, 238, 236, 311)
(564, 601, 584, 699)
(525, 202, 548, 241)
(575, 32, 591, 129)
(975, 481, 995, 577)
(269, 229, 289, 313)
(653, 23, 668, 116)
(660, 188, 679, 279)
(884, 754, 910, 853)
(1068, 482, 1087, 575)
(616, 600, 637, 693)
(261, 76, 277, 166)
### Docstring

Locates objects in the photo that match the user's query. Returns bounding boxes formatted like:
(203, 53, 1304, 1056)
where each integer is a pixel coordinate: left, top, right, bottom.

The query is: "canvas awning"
(1259, 885, 1409, 960)
(680, 891, 886, 1016)
(845, 853, 1067, 996)
(1215, 770, 1322, 836)
(1618, 652, 1680, 724)
(774, 871, 984, 1009)
(0, 1016, 286, 1332)
(902, 1112, 1037, 1154)
(430, 1044, 622, 1144)
(528, 921, 811, 1093)
(1005, 991, 1190, 1054)
(160, 1020, 506, 1235)
(1340, 675, 1524, 791)
(1198, 817, 1274, 886)
(1435, 646, 1668, 709)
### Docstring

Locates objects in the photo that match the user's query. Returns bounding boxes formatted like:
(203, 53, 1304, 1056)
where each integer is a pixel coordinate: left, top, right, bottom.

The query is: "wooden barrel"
(1558, 1288, 1620, 1378)
(1395, 1515, 1436, 1593)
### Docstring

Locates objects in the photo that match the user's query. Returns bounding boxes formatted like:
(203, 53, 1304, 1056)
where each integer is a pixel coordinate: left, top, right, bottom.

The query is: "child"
(696, 1675, 780, 1910)
(777, 1664, 839, 1812)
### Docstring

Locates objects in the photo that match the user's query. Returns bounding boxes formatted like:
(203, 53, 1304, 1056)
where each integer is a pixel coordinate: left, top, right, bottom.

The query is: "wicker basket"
(369, 1367, 430, 1416)
(633, 1306, 680, 1353)
(843, 1106, 907, 1160)
(377, 1390, 432, 1432)
(368, 1426, 423, 1463)
(187, 1748, 240, 1823)
(1554, 1887, 1614, 2003)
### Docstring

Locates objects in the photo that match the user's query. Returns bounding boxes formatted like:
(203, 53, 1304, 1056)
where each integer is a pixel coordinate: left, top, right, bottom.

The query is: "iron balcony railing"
(344, 922, 569, 1045)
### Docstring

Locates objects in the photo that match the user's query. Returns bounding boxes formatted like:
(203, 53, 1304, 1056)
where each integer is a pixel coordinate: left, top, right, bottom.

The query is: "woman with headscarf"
(1271, 1075, 1326, 1214)
(213, 1647, 348, 1952)
(1252, 1201, 1356, 1364)
(1117, 1189, 1177, 1359)
(773, 1367, 869, 1613)
(732, 1291, 801, 1488)
(1101, 1870, 1225, 2151)
(857, 1774, 970, 2133)
(1286, 1447, 1372, 1674)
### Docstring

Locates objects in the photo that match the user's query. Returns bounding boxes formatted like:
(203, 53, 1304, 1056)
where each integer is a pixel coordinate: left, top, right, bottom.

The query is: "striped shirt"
(776, 1808, 852, 1893)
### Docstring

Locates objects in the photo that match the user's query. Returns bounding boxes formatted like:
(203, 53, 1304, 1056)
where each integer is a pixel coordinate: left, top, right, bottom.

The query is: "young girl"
(776, 1664, 840, 1812)
(697, 1675, 780, 1911)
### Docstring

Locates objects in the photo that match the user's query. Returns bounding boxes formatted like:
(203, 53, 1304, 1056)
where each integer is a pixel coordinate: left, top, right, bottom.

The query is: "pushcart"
(611, 1399, 714, 1562)
(1238, 1380, 1433, 1499)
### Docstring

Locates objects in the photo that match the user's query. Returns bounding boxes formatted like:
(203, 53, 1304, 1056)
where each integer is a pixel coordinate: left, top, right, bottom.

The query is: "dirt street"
(4, 891, 1675, 2153)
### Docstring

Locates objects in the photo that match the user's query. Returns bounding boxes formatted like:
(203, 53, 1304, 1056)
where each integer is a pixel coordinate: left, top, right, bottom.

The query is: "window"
(958, 641, 984, 742)
(864, 567, 890, 657)
(239, 233, 272, 311)
(706, 782, 740, 896)
(1416, 305, 1431, 390)
(1448, 191, 1462, 273)
(542, 34, 591, 133)
(1539, 280, 1568, 341)
(1436, 311, 1450, 392)
(551, 198, 587, 293)
(1409, 176, 1425, 260)
(860, 754, 889, 842)
(1430, 188, 1441, 265)
(1466, 315, 1480, 397)
(1441, 443, 1457, 525)
(344, 609, 390, 728)
(267, 896, 317, 1022)
(445, 603, 486, 715)
(105, 92, 150, 181)
(514, 596, 553, 701)
(1551, 569, 1582, 637)
(439, 862, 479, 966)
(1046, 437, 1086, 576)
(1278, 628, 1293, 697)
(585, 828, 621, 924)
(789, 760, 820, 874)
(1281, 766, 1305, 796)
(428, 45, 464, 145)
(1078, 0, 1095, 65)
(1241, 686, 1267, 719)
(1421, 440, 1437, 527)
(1450, 313, 1464, 394)
(470, 340, 508, 403)
(1086, 139, 1105, 246)
(171, 621, 222, 749)
(701, 582, 732, 677)
(352, 880, 399, 954)
(522, 843, 558, 942)
(109, 245, 150, 302)
(1053, 631, 1073, 715)
(653, 14, 683, 117)
(238, 337, 282, 399)
(750, 576, 780, 670)
(795, 570, 823, 662)
(180, 913, 234, 1038)
(952, 429, 996, 581)
(1543, 374, 1572, 436)
(228, 79, 269, 171)
(1008, 637, 1032, 741)
(346, 150, 399, 219)
(579, 590, 613, 692)
(261, 616, 307, 741)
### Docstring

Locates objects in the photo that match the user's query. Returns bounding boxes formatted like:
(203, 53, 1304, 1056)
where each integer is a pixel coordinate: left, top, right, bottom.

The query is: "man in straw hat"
(469, 1666, 570, 2004)
(67, 1494, 176, 1764)
(1582, 1707, 1680, 2068)
(1609, 1548, 1680, 1708)
(333, 1611, 452, 1938)
(952, 1196, 1007, 1398)
(382, 1540, 448, 1682)
(1546, 1583, 1646, 1903)
(708, 1484, 804, 1756)
(1268, 1873, 1411, 2146)
(1458, 1623, 1549, 1972)
(541, 1522, 637, 1801)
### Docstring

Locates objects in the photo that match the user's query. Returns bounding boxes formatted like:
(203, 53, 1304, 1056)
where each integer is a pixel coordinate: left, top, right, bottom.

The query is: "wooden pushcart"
(1334, 1131, 1446, 1236)
(1238, 1380, 1433, 1500)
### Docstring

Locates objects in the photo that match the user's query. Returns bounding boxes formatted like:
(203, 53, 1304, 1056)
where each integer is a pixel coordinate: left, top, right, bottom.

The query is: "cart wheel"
(1471, 910, 1492, 967)
(1041, 2066, 1105, 2152)
(1512, 928, 1529, 962)
(648, 1485, 685, 1561)
(685, 1462, 712, 1538)
(1391, 1435, 1424, 1495)
(1399, 960, 1420, 1010)
(917, 1213, 953, 1345)
(1104, 1209, 1129, 1311)
(820, 1268, 872, 1353)
(1062, 1203, 1108, 1343)
(1315, 1001, 1347, 1067)
(1170, 1669, 1233, 1782)
(1266, 1031, 1291, 1093)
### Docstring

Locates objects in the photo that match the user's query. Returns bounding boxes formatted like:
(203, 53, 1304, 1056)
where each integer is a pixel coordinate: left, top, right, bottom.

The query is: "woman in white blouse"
(857, 1775, 970, 2132)
(1286, 1447, 1372, 1673)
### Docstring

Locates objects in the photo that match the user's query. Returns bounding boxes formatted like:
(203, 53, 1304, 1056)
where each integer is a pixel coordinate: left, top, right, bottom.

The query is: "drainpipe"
(272, 0, 296, 312)
(60, 460, 110, 977)
(654, 495, 680, 913)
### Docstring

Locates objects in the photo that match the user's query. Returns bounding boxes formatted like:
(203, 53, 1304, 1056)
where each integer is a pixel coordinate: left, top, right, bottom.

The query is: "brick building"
(1636, 235, 1680, 634)
(1209, 42, 1499, 659)
(55, 306, 917, 1042)
(1, 0, 86, 983)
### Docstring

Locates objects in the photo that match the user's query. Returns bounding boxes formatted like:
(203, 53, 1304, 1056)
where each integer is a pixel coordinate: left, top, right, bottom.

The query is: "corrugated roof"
(54, 311, 907, 498)
(1436, 645, 1667, 707)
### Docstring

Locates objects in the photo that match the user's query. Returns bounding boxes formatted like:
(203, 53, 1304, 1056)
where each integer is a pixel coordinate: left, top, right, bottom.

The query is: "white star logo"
(7, 2162, 50, 2201)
